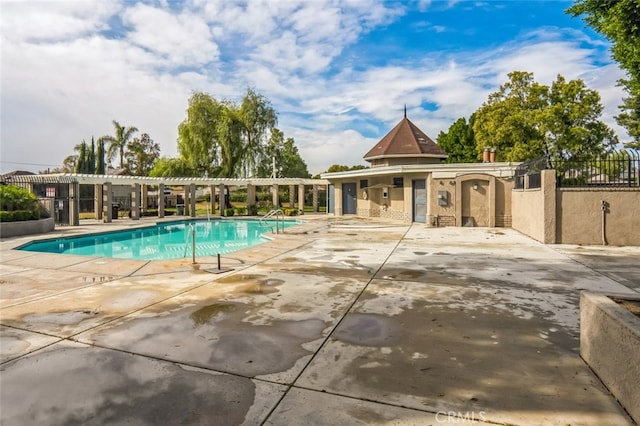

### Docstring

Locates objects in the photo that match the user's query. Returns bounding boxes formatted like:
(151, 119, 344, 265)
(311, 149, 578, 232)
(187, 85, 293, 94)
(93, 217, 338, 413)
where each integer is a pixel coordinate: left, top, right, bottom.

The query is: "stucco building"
(322, 112, 519, 227)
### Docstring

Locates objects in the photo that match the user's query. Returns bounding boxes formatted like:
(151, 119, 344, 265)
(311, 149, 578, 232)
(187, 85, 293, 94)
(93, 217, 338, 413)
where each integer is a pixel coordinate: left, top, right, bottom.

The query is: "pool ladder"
(260, 209, 284, 234)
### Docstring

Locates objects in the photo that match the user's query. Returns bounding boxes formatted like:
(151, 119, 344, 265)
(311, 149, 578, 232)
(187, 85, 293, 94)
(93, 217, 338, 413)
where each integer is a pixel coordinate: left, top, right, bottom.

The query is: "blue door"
(412, 179, 426, 223)
(342, 183, 357, 214)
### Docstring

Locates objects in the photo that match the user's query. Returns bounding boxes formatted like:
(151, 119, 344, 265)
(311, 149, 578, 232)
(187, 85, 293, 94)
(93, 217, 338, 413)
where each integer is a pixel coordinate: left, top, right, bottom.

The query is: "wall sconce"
(473, 182, 478, 190)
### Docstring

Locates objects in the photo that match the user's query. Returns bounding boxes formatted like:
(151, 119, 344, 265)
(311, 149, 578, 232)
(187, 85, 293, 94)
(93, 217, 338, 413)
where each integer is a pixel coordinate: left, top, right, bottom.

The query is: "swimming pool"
(18, 219, 299, 261)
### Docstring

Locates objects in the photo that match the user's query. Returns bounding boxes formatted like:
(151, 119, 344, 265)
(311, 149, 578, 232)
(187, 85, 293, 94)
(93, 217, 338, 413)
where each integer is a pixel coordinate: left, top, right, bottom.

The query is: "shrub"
(0, 185, 38, 211)
(247, 205, 258, 216)
(234, 207, 247, 216)
(284, 208, 298, 216)
(224, 208, 235, 217)
(0, 185, 41, 221)
(0, 210, 39, 222)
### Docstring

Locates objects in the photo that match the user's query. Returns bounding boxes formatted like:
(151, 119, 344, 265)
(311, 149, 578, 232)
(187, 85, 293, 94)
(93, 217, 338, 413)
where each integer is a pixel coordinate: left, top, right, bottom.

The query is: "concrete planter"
(0, 217, 55, 238)
(581, 291, 640, 424)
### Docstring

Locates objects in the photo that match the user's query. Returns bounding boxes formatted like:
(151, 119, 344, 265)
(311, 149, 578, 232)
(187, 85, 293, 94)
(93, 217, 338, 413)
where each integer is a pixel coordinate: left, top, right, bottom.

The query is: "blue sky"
(0, 0, 628, 175)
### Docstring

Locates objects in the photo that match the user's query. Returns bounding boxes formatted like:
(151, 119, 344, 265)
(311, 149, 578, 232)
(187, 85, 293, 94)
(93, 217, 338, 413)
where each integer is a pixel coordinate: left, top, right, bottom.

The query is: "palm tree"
(98, 120, 138, 169)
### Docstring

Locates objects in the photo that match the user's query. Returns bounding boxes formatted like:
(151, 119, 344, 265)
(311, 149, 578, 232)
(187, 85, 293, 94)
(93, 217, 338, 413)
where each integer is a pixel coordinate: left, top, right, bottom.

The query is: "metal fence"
(550, 150, 639, 188)
(514, 156, 548, 190)
(515, 150, 639, 189)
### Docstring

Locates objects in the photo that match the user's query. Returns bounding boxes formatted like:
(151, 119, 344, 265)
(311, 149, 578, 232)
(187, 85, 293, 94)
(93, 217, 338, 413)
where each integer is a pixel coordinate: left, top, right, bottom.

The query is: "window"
(360, 179, 368, 189)
(393, 177, 404, 187)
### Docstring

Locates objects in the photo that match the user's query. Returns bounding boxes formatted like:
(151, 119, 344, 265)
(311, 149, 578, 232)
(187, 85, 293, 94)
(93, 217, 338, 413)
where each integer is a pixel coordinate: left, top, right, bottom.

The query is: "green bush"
(0, 185, 38, 211)
(284, 208, 299, 216)
(224, 208, 235, 217)
(0, 210, 40, 222)
(0, 185, 41, 221)
(234, 207, 247, 215)
(247, 205, 258, 216)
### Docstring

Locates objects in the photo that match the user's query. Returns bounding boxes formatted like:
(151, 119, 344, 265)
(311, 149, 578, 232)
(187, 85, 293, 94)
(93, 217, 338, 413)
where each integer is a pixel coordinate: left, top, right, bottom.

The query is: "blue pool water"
(18, 219, 298, 260)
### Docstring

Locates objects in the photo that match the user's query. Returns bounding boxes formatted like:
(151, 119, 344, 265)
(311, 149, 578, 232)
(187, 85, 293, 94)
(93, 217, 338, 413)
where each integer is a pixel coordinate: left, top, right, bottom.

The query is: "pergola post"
(209, 185, 216, 216)
(272, 184, 279, 209)
(141, 185, 148, 213)
(247, 184, 256, 215)
(158, 184, 165, 218)
(69, 181, 80, 226)
(103, 182, 113, 222)
(131, 183, 140, 220)
(183, 186, 190, 216)
(94, 184, 103, 220)
(189, 184, 196, 218)
(289, 184, 295, 208)
(298, 184, 305, 214)
(219, 183, 225, 216)
(312, 185, 319, 212)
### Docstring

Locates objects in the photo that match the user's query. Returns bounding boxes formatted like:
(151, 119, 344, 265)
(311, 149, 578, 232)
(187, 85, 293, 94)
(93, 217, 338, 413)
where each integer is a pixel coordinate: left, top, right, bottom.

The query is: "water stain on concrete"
(190, 302, 237, 325)
(332, 313, 404, 347)
(0, 343, 264, 425)
(333, 304, 589, 414)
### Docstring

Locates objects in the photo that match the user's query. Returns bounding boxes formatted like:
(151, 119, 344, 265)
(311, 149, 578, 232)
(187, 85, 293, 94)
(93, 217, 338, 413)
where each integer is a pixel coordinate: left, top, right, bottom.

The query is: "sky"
(0, 0, 630, 176)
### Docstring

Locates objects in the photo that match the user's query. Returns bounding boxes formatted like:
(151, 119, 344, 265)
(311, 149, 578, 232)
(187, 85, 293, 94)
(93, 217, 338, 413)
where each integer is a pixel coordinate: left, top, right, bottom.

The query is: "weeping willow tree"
(176, 89, 277, 178)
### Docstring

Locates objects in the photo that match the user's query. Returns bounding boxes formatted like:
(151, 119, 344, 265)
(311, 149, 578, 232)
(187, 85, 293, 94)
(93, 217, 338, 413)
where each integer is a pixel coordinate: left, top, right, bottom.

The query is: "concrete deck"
(1, 216, 638, 425)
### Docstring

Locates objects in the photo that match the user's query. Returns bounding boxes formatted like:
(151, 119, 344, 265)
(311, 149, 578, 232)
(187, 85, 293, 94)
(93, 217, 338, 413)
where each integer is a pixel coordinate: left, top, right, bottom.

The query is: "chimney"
(483, 147, 490, 163)
(489, 148, 496, 163)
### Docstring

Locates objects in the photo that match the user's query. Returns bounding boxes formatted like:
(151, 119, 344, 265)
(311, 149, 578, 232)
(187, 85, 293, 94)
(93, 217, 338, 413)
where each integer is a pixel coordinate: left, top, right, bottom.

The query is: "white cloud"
(0, 0, 120, 42)
(123, 4, 219, 66)
(0, 1, 629, 176)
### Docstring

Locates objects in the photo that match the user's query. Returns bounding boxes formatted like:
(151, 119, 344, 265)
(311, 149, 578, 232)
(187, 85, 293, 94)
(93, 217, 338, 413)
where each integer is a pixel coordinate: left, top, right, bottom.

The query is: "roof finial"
(404, 104, 407, 118)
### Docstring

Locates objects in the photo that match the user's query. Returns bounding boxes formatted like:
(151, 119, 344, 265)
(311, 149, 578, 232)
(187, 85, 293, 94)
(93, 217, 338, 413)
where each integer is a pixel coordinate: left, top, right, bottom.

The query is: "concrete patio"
(1, 217, 638, 425)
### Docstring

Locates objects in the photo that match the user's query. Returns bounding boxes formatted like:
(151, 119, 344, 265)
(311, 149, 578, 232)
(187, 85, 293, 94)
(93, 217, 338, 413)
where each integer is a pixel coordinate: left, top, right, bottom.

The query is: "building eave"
(364, 153, 448, 161)
(321, 162, 521, 180)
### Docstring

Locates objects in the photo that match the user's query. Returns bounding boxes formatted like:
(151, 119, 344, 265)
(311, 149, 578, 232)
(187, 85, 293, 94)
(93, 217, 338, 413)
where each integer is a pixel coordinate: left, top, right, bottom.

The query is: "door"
(328, 184, 335, 213)
(342, 183, 357, 214)
(412, 179, 427, 223)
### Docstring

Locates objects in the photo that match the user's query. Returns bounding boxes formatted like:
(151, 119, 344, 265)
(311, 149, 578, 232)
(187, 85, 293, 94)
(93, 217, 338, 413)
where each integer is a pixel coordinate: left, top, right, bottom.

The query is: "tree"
(567, 0, 640, 146)
(324, 164, 369, 173)
(99, 120, 138, 169)
(473, 71, 616, 162)
(149, 157, 195, 177)
(177, 89, 279, 178)
(257, 128, 310, 178)
(88, 137, 96, 174)
(178, 92, 233, 177)
(436, 115, 478, 163)
(74, 140, 95, 174)
(237, 88, 278, 177)
(75, 141, 87, 173)
(125, 133, 160, 175)
(61, 155, 77, 173)
(96, 138, 106, 174)
(473, 71, 547, 161)
(617, 81, 640, 148)
(538, 75, 617, 160)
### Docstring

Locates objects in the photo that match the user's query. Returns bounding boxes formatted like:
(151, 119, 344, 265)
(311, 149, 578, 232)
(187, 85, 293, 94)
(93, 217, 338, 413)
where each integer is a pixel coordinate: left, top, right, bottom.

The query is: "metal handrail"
(259, 209, 285, 233)
(183, 223, 196, 263)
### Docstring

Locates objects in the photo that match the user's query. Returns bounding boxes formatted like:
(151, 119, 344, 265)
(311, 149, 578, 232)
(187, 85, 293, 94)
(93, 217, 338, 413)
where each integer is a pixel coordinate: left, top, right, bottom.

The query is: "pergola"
(7, 173, 329, 225)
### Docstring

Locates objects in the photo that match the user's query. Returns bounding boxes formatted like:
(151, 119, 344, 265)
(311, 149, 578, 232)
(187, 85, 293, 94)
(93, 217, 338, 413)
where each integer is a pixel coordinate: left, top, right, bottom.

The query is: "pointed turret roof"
(363, 114, 448, 162)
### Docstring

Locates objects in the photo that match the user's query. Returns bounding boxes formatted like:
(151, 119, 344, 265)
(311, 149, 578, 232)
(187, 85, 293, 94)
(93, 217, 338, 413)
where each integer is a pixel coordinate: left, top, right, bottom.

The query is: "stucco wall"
(0, 217, 55, 238)
(428, 178, 456, 226)
(556, 189, 640, 246)
(511, 170, 556, 244)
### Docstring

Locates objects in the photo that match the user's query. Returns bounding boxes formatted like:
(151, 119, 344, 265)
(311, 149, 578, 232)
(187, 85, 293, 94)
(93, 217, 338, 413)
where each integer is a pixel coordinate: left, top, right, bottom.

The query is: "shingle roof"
(363, 116, 448, 160)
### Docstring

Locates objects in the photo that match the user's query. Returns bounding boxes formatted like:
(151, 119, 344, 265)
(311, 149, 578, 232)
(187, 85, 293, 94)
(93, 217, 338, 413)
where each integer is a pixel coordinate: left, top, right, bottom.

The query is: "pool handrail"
(260, 209, 285, 234)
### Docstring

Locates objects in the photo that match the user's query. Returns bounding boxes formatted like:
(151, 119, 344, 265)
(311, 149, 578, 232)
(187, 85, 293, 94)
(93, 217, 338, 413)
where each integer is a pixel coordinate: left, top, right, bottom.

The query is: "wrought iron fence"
(514, 156, 549, 189)
(550, 150, 639, 188)
(514, 150, 639, 189)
